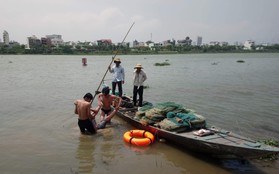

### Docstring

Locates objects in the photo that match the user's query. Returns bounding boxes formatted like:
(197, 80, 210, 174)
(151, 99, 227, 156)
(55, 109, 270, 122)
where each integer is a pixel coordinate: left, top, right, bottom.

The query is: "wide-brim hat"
(114, 58, 121, 63)
(134, 64, 143, 69)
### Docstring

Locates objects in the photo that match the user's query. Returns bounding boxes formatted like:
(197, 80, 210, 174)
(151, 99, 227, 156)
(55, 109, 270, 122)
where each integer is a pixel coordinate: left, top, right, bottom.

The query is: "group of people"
(74, 58, 147, 135)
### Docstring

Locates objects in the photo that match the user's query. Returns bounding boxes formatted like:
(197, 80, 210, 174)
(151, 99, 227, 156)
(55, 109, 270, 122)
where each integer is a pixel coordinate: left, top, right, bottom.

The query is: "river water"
(0, 53, 278, 174)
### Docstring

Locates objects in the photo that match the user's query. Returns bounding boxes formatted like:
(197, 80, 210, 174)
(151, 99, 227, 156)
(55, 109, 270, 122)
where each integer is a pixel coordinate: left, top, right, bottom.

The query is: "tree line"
(1, 43, 279, 55)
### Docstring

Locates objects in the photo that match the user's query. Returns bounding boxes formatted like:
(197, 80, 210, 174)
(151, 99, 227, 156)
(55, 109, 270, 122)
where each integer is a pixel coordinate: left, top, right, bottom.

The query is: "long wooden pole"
(91, 22, 135, 104)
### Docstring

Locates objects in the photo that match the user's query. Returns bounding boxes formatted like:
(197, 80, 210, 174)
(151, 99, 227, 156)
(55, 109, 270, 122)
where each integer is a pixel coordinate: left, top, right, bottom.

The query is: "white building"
(243, 40, 255, 50)
(26, 35, 40, 49)
(209, 41, 219, 46)
(162, 39, 175, 47)
(197, 36, 202, 46)
(219, 42, 228, 46)
(177, 36, 192, 46)
(3, 30, 10, 45)
(46, 34, 63, 46)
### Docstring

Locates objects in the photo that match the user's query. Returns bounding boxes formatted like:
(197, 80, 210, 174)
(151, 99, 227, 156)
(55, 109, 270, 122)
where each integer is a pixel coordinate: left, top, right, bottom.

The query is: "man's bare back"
(74, 93, 100, 134)
(74, 99, 92, 120)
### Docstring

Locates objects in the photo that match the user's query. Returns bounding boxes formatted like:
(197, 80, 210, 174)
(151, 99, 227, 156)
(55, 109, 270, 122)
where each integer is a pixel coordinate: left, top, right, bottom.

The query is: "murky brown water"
(0, 54, 278, 173)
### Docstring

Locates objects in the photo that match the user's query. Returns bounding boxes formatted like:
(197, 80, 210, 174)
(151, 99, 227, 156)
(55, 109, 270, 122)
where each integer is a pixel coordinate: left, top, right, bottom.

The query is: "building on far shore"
(26, 34, 63, 49)
(26, 35, 41, 49)
(46, 34, 63, 46)
(197, 36, 202, 46)
(244, 40, 255, 50)
(177, 36, 192, 46)
(3, 30, 10, 45)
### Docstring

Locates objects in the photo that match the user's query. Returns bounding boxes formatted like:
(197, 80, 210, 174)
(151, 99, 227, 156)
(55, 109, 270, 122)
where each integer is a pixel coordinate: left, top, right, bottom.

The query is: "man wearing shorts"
(97, 86, 122, 129)
(74, 93, 100, 134)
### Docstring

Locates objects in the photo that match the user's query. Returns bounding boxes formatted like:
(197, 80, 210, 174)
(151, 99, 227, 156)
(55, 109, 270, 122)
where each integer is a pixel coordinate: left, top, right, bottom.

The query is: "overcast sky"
(1, 0, 279, 45)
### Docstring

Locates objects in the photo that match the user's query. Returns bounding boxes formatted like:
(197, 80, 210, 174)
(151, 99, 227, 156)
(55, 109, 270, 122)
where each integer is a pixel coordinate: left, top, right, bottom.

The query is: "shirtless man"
(74, 93, 100, 134)
(97, 86, 122, 129)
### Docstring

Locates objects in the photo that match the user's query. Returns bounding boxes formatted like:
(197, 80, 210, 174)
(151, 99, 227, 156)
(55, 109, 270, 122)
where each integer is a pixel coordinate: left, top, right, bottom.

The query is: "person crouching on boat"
(133, 64, 147, 107)
(74, 93, 100, 134)
(97, 86, 122, 129)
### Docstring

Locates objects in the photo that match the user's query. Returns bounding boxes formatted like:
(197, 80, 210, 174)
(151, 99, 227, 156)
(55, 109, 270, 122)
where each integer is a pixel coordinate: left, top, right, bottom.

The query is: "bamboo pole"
(91, 22, 135, 104)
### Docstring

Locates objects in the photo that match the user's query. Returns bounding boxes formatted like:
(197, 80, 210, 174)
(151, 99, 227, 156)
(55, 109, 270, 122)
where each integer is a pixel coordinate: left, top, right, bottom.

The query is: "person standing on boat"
(74, 93, 100, 134)
(108, 58, 125, 97)
(133, 64, 147, 107)
(97, 86, 122, 129)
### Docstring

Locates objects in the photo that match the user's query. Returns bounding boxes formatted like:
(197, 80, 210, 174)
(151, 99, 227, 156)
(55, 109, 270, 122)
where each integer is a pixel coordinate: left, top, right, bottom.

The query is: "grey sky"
(1, 0, 278, 45)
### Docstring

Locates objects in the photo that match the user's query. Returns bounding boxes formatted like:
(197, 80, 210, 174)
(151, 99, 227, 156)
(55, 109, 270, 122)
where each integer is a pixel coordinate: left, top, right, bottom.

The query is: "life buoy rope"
(123, 130, 154, 146)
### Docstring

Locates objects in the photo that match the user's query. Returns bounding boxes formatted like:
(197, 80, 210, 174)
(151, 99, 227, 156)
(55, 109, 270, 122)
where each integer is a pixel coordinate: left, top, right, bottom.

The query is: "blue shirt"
(109, 65, 125, 82)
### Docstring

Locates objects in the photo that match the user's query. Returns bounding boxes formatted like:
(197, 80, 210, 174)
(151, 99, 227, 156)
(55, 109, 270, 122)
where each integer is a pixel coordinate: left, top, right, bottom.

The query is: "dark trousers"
(112, 81, 122, 97)
(78, 119, 95, 134)
(133, 85, 144, 107)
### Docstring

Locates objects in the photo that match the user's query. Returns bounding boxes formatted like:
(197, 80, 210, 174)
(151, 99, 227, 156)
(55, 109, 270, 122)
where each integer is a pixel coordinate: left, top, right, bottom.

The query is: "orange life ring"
(123, 130, 154, 146)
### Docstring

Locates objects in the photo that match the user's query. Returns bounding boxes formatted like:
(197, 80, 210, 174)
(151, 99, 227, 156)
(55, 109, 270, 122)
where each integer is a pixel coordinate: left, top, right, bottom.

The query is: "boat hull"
(117, 108, 279, 159)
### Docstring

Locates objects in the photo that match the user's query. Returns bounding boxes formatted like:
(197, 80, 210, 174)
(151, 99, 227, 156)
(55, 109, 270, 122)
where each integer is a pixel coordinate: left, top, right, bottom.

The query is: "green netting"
(145, 108, 162, 117)
(153, 102, 189, 115)
(136, 101, 206, 132)
(138, 102, 154, 112)
(166, 112, 197, 127)
(158, 118, 181, 131)
(146, 114, 165, 122)
(167, 112, 197, 120)
(139, 101, 189, 114)
(140, 116, 156, 125)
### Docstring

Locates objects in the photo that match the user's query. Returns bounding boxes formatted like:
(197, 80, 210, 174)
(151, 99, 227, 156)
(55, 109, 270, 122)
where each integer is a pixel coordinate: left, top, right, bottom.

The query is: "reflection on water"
(76, 135, 95, 173)
(123, 141, 152, 153)
(99, 128, 118, 170)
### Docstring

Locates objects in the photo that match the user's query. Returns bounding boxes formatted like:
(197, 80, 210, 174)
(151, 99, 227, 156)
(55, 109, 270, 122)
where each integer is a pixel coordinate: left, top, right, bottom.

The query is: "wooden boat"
(117, 106, 279, 159)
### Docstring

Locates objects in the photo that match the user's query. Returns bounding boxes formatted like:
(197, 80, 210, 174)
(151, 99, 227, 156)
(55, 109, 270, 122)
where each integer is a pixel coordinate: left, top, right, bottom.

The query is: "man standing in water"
(97, 86, 122, 129)
(108, 58, 125, 97)
(74, 93, 100, 134)
(133, 64, 147, 107)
